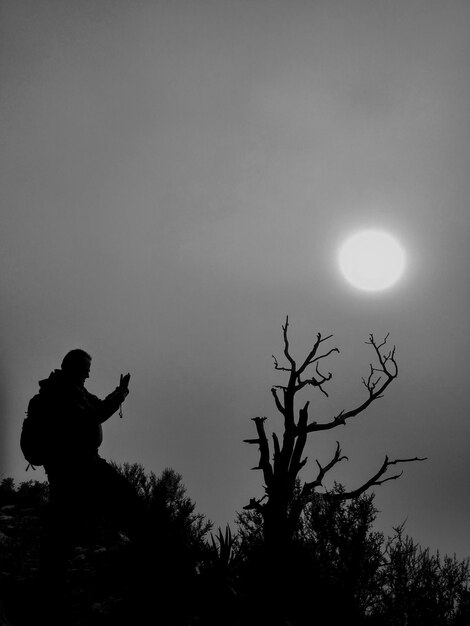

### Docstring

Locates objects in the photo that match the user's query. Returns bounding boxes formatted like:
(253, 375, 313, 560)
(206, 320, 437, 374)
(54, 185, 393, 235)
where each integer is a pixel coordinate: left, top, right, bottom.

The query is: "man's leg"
(39, 501, 69, 590)
(40, 469, 90, 578)
(38, 476, 84, 623)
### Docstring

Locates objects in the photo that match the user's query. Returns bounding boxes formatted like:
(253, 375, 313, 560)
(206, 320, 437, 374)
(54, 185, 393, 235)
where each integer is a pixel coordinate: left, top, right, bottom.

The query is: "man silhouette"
(37, 349, 140, 600)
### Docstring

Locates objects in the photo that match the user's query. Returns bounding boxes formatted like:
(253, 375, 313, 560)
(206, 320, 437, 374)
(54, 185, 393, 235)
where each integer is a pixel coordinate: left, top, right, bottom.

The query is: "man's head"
(61, 349, 91, 385)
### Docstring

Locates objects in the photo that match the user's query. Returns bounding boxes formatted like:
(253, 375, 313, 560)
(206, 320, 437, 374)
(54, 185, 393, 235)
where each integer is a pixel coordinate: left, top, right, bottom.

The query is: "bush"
(374, 524, 470, 625)
(2, 469, 470, 625)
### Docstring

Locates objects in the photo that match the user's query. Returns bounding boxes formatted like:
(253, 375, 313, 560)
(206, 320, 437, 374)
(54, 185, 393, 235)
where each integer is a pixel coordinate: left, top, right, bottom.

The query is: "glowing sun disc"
(338, 230, 406, 291)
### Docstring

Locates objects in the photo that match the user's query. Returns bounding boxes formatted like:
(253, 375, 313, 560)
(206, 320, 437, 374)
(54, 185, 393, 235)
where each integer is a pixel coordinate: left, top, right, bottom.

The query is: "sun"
(338, 230, 406, 291)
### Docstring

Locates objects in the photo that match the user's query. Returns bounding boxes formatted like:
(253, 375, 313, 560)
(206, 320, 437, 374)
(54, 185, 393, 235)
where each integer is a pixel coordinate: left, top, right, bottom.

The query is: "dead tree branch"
(288, 401, 309, 479)
(243, 416, 273, 489)
(243, 495, 267, 513)
(305, 333, 398, 433)
(303, 441, 349, 495)
(282, 316, 296, 371)
(271, 388, 285, 416)
(326, 455, 427, 501)
(272, 318, 339, 398)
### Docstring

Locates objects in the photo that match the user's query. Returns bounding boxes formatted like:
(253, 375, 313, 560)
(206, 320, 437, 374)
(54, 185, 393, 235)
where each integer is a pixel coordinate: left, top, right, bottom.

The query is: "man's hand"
(119, 373, 131, 394)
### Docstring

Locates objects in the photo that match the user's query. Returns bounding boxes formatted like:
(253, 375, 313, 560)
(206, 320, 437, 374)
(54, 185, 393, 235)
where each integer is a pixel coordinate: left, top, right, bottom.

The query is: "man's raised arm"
(93, 373, 131, 423)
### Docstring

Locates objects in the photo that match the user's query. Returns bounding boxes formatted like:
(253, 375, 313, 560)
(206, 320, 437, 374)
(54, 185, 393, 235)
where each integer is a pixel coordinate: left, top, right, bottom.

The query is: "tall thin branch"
(282, 316, 296, 370)
(272, 432, 281, 474)
(288, 401, 309, 479)
(297, 334, 336, 377)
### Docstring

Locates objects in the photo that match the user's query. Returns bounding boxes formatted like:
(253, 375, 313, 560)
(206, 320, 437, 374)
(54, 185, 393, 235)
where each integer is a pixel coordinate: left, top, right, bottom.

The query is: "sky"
(1, 0, 470, 559)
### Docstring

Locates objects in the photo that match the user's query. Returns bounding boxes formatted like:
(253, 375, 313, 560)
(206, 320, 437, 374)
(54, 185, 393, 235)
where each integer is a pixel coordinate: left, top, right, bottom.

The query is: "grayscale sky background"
(2, 0, 470, 558)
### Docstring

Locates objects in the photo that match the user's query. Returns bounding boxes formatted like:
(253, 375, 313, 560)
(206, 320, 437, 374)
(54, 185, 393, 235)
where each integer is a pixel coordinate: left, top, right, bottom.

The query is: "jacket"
(33, 369, 127, 468)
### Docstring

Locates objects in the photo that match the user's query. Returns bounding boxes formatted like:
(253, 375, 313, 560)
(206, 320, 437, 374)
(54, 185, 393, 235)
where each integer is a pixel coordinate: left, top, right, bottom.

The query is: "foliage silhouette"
(109, 462, 212, 623)
(1, 471, 470, 624)
(235, 486, 470, 625)
(0, 466, 212, 625)
(374, 523, 470, 625)
(235, 485, 384, 624)
(110, 461, 211, 546)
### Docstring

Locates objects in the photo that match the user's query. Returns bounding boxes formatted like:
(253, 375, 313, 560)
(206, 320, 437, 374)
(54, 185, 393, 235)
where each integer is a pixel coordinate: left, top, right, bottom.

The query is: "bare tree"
(244, 317, 425, 547)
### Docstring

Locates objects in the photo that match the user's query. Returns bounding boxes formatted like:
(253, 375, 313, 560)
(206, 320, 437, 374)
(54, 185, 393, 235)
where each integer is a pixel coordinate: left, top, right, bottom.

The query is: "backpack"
(20, 394, 50, 470)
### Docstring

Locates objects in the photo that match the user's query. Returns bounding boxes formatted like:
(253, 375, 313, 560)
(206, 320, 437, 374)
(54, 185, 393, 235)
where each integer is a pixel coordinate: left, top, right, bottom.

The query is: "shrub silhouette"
(198, 525, 243, 624)
(0, 466, 212, 625)
(236, 485, 470, 625)
(109, 462, 212, 623)
(374, 524, 470, 626)
(235, 484, 383, 624)
(1, 469, 470, 624)
(110, 461, 211, 545)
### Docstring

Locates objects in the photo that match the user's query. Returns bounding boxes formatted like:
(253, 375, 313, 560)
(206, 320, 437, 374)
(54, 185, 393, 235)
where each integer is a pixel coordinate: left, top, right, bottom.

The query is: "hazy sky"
(2, 0, 470, 558)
